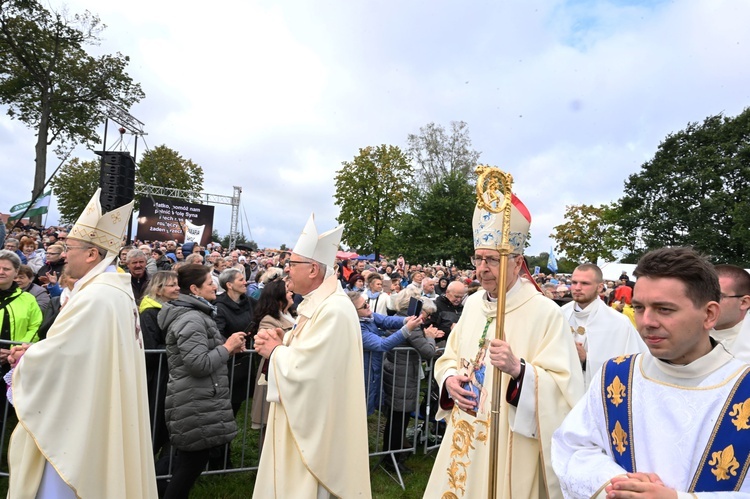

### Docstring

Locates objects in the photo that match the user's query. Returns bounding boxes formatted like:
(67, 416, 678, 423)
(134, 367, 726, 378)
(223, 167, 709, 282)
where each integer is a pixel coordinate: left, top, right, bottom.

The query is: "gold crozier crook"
(476, 165, 514, 499)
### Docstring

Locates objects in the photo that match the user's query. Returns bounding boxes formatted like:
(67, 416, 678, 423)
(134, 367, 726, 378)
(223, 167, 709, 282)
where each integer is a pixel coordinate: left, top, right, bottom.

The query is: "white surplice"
(552, 347, 750, 498)
(562, 298, 646, 390)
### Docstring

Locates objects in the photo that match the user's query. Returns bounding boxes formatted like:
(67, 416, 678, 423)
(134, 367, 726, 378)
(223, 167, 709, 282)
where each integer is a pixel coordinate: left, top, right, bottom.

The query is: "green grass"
(188, 450, 434, 498)
(0, 406, 439, 498)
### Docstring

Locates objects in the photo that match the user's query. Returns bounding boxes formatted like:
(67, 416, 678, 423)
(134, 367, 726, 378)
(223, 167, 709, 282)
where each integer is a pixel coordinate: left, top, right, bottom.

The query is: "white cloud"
(2, 0, 749, 260)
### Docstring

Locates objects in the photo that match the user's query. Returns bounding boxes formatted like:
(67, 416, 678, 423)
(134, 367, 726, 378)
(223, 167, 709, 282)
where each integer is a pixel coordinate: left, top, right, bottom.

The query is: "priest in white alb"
(7, 189, 157, 498)
(552, 247, 750, 497)
(712, 264, 750, 358)
(562, 263, 645, 390)
(253, 214, 371, 498)
(423, 187, 583, 499)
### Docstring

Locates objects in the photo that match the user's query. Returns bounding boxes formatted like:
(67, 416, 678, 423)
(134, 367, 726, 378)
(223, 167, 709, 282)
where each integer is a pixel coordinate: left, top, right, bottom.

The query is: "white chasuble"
(562, 298, 646, 390)
(254, 275, 372, 498)
(424, 279, 583, 499)
(8, 270, 157, 498)
(552, 348, 750, 498)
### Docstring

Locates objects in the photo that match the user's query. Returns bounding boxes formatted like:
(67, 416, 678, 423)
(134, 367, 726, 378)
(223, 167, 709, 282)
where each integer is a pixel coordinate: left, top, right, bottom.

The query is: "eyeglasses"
(357, 301, 369, 310)
(63, 244, 90, 252)
(471, 254, 519, 268)
(287, 260, 313, 267)
(46, 252, 61, 256)
(721, 294, 745, 300)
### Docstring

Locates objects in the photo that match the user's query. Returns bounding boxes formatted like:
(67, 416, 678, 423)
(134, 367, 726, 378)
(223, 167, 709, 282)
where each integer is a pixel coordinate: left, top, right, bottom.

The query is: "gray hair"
(420, 297, 437, 315)
(184, 253, 204, 265)
(346, 290, 363, 303)
(219, 268, 243, 291)
(126, 249, 148, 262)
(0, 249, 22, 271)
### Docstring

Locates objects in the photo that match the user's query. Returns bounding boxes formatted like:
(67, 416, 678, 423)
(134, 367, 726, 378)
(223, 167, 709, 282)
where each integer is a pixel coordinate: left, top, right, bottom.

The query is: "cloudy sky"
(2, 0, 749, 257)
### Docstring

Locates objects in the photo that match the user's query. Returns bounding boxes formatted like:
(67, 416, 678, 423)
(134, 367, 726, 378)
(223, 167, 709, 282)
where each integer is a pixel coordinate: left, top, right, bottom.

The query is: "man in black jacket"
(431, 280, 467, 343)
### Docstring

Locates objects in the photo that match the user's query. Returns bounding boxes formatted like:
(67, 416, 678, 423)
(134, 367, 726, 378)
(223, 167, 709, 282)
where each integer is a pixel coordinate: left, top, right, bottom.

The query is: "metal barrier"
(0, 341, 445, 489)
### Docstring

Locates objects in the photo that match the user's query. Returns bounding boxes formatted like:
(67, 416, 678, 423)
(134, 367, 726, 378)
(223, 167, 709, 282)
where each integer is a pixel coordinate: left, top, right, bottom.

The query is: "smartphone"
(407, 297, 423, 317)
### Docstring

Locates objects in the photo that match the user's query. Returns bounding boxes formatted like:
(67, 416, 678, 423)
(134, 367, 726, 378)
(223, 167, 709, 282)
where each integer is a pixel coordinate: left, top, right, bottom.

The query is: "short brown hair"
(574, 263, 603, 283)
(714, 264, 750, 297)
(366, 273, 382, 286)
(634, 247, 719, 307)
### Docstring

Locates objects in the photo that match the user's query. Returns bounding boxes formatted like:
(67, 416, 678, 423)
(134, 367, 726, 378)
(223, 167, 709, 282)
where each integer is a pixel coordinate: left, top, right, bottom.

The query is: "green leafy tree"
(218, 232, 256, 251)
(137, 145, 204, 196)
(550, 203, 624, 264)
(525, 252, 577, 275)
(0, 0, 144, 224)
(334, 145, 413, 259)
(407, 121, 481, 189)
(49, 157, 99, 223)
(614, 109, 750, 266)
(388, 172, 475, 267)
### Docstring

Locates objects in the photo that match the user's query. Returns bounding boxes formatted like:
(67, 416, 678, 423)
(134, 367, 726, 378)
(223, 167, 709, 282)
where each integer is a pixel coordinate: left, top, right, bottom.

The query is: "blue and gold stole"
(602, 356, 750, 491)
(689, 367, 750, 492)
(601, 354, 638, 472)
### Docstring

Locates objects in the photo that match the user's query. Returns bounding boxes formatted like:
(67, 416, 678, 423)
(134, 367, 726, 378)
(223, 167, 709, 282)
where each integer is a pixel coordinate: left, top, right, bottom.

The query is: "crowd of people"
(3, 180, 750, 498)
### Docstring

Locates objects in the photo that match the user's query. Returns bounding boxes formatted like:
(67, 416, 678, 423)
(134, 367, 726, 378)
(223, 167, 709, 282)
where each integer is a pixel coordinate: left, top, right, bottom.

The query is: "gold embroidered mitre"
(68, 188, 133, 254)
(292, 213, 344, 268)
(472, 191, 532, 254)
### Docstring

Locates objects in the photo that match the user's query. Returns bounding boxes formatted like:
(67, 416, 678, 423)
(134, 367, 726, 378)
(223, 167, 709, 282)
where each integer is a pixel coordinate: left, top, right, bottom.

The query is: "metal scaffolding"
(135, 184, 243, 249)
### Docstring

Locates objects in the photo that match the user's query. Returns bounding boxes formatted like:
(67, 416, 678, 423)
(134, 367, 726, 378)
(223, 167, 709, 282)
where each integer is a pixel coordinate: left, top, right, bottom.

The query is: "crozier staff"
(423, 167, 583, 499)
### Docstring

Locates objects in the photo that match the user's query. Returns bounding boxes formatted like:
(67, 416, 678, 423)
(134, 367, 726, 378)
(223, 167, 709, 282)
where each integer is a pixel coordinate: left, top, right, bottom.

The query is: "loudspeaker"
(96, 151, 136, 211)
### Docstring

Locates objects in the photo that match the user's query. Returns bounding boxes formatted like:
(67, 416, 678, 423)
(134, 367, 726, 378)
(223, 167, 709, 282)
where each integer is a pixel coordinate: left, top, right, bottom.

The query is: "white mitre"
(68, 188, 134, 256)
(472, 191, 532, 254)
(292, 213, 344, 268)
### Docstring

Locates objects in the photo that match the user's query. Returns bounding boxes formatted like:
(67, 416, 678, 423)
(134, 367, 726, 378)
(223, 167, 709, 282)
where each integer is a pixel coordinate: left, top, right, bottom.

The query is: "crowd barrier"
(0, 340, 445, 490)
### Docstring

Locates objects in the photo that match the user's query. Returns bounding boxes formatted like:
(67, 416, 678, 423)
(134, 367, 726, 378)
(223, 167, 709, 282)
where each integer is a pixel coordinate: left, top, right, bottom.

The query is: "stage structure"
(135, 184, 242, 249)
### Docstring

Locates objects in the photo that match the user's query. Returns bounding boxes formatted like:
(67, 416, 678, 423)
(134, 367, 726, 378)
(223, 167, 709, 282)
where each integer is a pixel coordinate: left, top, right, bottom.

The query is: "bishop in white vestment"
(424, 179, 583, 499)
(253, 215, 371, 498)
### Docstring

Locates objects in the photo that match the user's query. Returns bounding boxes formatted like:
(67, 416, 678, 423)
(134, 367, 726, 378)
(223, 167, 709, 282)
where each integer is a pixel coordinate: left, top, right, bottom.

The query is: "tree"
(214, 231, 256, 251)
(613, 109, 750, 266)
(49, 144, 203, 222)
(387, 171, 475, 267)
(334, 145, 413, 259)
(49, 157, 99, 223)
(550, 204, 625, 264)
(525, 252, 577, 274)
(138, 145, 204, 197)
(407, 121, 481, 189)
(0, 0, 144, 224)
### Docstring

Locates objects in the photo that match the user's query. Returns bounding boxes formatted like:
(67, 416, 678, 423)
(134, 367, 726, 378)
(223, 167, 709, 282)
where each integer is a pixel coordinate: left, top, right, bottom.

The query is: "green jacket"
(1, 287, 43, 344)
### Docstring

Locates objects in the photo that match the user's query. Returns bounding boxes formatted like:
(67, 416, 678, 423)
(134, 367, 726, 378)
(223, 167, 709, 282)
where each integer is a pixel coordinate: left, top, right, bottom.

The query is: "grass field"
(189, 450, 435, 498)
(0, 408, 439, 498)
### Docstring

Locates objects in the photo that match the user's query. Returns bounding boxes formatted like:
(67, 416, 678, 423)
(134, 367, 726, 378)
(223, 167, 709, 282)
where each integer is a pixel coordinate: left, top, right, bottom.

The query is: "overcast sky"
(2, 0, 748, 258)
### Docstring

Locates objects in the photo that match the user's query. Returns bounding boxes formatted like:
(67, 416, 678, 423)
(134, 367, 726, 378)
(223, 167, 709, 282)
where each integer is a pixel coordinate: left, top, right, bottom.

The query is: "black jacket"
(432, 294, 464, 341)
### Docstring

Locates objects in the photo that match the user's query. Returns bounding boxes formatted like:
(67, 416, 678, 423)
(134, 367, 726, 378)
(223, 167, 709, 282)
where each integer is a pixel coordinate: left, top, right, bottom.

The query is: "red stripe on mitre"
(511, 194, 532, 223)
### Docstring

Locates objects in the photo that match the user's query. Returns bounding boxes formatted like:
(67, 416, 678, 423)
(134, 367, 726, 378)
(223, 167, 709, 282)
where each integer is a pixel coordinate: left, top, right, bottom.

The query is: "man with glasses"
(432, 280, 468, 343)
(713, 264, 750, 364)
(253, 214, 371, 498)
(553, 247, 750, 496)
(6, 189, 157, 498)
(34, 243, 65, 286)
(424, 190, 583, 499)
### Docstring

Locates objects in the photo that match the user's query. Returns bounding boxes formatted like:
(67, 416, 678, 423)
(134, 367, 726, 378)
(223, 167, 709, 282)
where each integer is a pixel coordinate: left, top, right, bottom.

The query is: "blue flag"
(547, 246, 558, 273)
